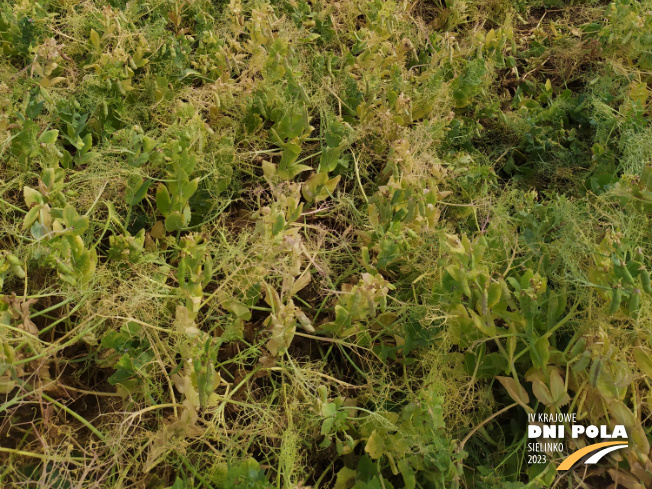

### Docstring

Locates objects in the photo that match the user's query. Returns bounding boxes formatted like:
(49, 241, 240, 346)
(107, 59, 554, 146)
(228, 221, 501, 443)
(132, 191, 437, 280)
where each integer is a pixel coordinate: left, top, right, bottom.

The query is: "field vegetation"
(1, 0, 652, 487)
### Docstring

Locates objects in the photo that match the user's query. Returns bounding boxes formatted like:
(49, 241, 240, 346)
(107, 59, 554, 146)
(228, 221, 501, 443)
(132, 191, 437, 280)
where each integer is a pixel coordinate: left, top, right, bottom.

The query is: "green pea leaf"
(398, 459, 416, 489)
(530, 335, 550, 370)
(156, 184, 172, 216)
(126, 176, 152, 206)
(165, 211, 184, 232)
(181, 178, 199, 201)
(37, 129, 58, 145)
(272, 105, 311, 141)
(272, 214, 285, 236)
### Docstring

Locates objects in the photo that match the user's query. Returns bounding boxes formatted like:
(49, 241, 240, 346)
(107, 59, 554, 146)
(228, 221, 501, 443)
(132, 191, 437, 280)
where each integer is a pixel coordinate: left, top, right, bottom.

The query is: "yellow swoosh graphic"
(557, 441, 628, 471)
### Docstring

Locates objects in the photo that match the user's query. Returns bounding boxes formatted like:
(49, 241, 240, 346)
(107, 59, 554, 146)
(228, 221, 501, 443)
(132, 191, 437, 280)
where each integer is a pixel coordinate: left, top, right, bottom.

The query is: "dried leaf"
(496, 376, 532, 412)
(291, 272, 311, 295)
(531, 378, 554, 405)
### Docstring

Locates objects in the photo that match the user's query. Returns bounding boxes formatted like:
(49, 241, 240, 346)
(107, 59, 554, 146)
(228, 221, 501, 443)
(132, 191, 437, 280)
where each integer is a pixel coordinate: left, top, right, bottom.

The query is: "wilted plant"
(2, 0, 652, 488)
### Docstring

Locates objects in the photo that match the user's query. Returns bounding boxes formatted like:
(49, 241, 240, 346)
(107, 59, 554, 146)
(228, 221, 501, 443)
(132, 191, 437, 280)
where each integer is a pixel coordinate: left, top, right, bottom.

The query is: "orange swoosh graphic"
(557, 441, 628, 471)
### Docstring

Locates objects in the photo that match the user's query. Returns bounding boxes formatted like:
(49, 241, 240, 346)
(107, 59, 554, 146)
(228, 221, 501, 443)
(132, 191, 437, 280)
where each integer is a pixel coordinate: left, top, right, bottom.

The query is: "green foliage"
(100, 321, 154, 394)
(320, 273, 394, 344)
(22, 167, 97, 285)
(618, 164, 652, 213)
(1, 1, 652, 488)
(155, 135, 200, 232)
(0, 252, 25, 287)
(322, 385, 463, 489)
(587, 230, 651, 318)
(221, 458, 272, 489)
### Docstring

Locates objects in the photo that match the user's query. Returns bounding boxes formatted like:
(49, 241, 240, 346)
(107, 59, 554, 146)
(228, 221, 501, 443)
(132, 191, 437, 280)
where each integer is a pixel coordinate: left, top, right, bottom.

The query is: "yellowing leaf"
(0, 377, 17, 394)
(42, 77, 66, 88)
(531, 378, 554, 405)
(37, 130, 58, 145)
(607, 399, 635, 429)
(172, 373, 200, 409)
(23, 186, 41, 207)
(365, 430, 385, 459)
(468, 309, 496, 337)
(629, 82, 649, 106)
(487, 282, 502, 307)
(496, 376, 532, 412)
(174, 305, 200, 337)
(90, 29, 101, 51)
(150, 221, 166, 239)
(445, 234, 465, 254)
(262, 160, 277, 181)
(485, 29, 496, 45)
(633, 347, 652, 378)
(631, 424, 651, 458)
(291, 272, 311, 295)
(333, 467, 356, 489)
(549, 369, 570, 407)
(606, 470, 646, 489)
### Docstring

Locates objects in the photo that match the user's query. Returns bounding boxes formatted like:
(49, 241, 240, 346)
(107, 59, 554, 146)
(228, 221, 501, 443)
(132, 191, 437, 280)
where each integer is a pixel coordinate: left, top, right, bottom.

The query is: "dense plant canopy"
(1, 0, 652, 488)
